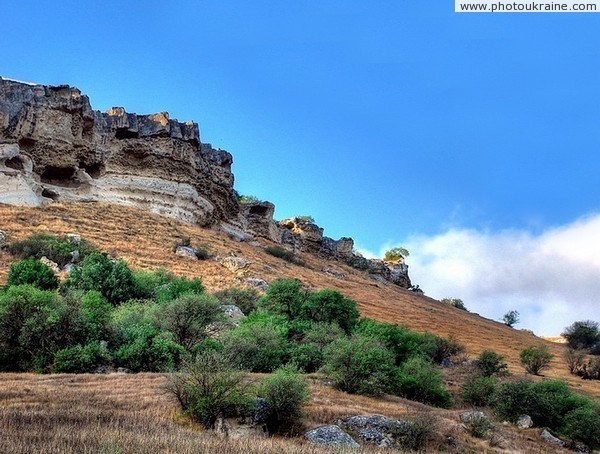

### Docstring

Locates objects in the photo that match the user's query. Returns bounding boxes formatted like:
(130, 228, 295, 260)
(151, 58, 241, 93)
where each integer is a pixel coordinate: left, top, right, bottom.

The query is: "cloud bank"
(360, 213, 600, 336)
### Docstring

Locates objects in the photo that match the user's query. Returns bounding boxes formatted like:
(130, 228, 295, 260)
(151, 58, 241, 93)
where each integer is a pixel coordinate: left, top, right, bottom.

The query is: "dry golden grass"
(0, 372, 571, 454)
(0, 202, 599, 400)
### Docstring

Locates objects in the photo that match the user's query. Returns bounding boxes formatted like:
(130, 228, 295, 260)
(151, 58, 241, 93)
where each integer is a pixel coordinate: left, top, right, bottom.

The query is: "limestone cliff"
(0, 77, 237, 226)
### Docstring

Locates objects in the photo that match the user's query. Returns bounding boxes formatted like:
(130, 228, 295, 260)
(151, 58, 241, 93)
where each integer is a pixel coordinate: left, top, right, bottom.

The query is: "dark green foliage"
(562, 320, 600, 352)
(7, 259, 59, 290)
(345, 254, 370, 270)
(299, 289, 359, 334)
(520, 345, 554, 375)
(110, 300, 184, 372)
(77, 290, 112, 342)
(502, 310, 520, 327)
(390, 414, 436, 451)
(133, 268, 174, 299)
(238, 194, 259, 203)
(168, 351, 253, 429)
(0, 285, 77, 371)
(258, 279, 305, 320)
(290, 322, 345, 372)
(356, 319, 438, 365)
(52, 342, 111, 373)
(561, 406, 600, 449)
(464, 413, 493, 438)
(394, 356, 452, 407)
(155, 293, 225, 352)
(474, 350, 509, 377)
(214, 286, 260, 315)
(440, 297, 467, 311)
(321, 335, 395, 395)
(62, 252, 139, 305)
(461, 375, 498, 407)
(431, 335, 466, 364)
(8, 233, 95, 267)
(263, 246, 304, 266)
(154, 275, 205, 305)
(220, 312, 290, 372)
(261, 365, 309, 435)
(490, 379, 536, 423)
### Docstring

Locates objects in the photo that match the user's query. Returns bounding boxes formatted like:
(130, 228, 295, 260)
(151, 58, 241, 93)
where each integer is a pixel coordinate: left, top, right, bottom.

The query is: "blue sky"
(2, 1, 600, 334)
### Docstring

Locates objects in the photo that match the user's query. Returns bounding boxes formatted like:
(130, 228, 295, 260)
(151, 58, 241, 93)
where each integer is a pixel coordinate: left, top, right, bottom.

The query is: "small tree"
(562, 320, 600, 352)
(520, 345, 554, 375)
(502, 310, 520, 327)
(440, 297, 467, 311)
(384, 247, 409, 262)
(474, 349, 509, 377)
(7, 259, 59, 290)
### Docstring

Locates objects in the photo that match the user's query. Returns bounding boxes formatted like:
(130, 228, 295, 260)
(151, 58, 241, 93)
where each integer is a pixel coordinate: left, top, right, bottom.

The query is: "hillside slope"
(1, 202, 598, 399)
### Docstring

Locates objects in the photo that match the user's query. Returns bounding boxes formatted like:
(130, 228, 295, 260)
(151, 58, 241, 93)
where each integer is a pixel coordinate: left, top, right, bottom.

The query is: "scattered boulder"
(0, 229, 6, 248)
(244, 277, 269, 291)
(340, 415, 401, 447)
(516, 415, 533, 429)
(305, 425, 359, 448)
(175, 246, 199, 260)
(65, 233, 81, 245)
(540, 429, 566, 448)
(220, 304, 246, 326)
(459, 411, 487, 423)
(322, 266, 346, 280)
(116, 367, 131, 374)
(220, 255, 251, 276)
(40, 256, 60, 274)
(253, 397, 269, 424)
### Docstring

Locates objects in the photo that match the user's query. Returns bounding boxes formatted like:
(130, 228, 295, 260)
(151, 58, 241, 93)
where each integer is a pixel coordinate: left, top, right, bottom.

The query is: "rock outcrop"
(0, 77, 237, 226)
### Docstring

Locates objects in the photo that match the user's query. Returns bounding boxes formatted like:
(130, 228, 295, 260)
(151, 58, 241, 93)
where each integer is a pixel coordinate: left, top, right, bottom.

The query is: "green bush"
(464, 413, 493, 438)
(562, 406, 600, 449)
(431, 335, 466, 364)
(474, 350, 509, 377)
(133, 268, 174, 299)
(214, 286, 260, 315)
(289, 322, 345, 372)
(168, 350, 254, 429)
(155, 293, 225, 352)
(390, 413, 436, 452)
(261, 364, 309, 435)
(53, 341, 111, 373)
(264, 246, 304, 266)
(490, 379, 535, 423)
(220, 312, 290, 372)
(8, 233, 95, 267)
(258, 279, 305, 320)
(154, 275, 205, 305)
(440, 297, 467, 311)
(562, 320, 600, 352)
(383, 247, 409, 262)
(461, 375, 497, 407)
(62, 252, 139, 305)
(7, 259, 59, 290)
(299, 289, 359, 334)
(394, 356, 452, 408)
(0, 285, 76, 371)
(78, 290, 113, 342)
(321, 334, 395, 395)
(520, 345, 554, 375)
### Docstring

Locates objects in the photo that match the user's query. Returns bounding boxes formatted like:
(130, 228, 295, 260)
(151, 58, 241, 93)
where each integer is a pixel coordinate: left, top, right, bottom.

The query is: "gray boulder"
(540, 429, 566, 447)
(0, 229, 6, 248)
(305, 425, 359, 448)
(175, 246, 198, 259)
(341, 415, 401, 447)
(516, 414, 533, 429)
(244, 277, 269, 291)
(459, 411, 487, 423)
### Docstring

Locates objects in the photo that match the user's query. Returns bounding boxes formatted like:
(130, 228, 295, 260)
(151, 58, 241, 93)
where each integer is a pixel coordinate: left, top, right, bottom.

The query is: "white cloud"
(388, 213, 600, 336)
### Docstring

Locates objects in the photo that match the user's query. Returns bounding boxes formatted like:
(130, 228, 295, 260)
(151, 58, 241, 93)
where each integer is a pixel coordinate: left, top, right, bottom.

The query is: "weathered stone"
(239, 200, 281, 242)
(340, 415, 402, 447)
(305, 425, 359, 448)
(220, 255, 251, 276)
(244, 277, 269, 291)
(65, 233, 81, 245)
(253, 397, 269, 424)
(516, 414, 533, 429)
(220, 304, 246, 326)
(40, 256, 60, 274)
(322, 266, 345, 280)
(175, 246, 199, 260)
(321, 236, 354, 259)
(540, 429, 566, 447)
(459, 411, 487, 423)
(0, 229, 6, 248)
(0, 77, 238, 226)
(280, 217, 324, 253)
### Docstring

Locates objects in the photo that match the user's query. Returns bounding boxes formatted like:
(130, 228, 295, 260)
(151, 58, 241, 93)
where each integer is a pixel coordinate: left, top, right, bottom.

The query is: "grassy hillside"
(1, 202, 597, 397)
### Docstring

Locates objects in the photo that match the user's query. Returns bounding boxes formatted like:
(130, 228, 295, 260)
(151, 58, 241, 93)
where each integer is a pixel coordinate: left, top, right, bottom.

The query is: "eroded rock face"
(0, 77, 238, 226)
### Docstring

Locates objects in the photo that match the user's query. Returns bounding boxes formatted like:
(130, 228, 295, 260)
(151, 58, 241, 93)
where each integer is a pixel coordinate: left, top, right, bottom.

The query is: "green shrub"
(474, 350, 509, 377)
(214, 286, 260, 315)
(490, 379, 535, 423)
(440, 297, 467, 311)
(220, 312, 290, 372)
(299, 289, 359, 334)
(155, 293, 225, 352)
(78, 290, 113, 342)
(383, 247, 409, 262)
(289, 322, 345, 372)
(394, 356, 452, 408)
(52, 341, 111, 373)
(258, 279, 305, 320)
(155, 275, 205, 305)
(8, 233, 95, 267)
(7, 259, 59, 290)
(520, 345, 554, 375)
(432, 335, 466, 364)
(464, 413, 493, 438)
(562, 320, 600, 352)
(0, 285, 77, 371)
(62, 252, 139, 305)
(461, 375, 498, 407)
(565, 348, 587, 375)
(390, 413, 436, 452)
(134, 268, 174, 299)
(321, 334, 395, 395)
(264, 246, 304, 266)
(562, 406, 600, 449)
(261, 364, 309, 435)
(168, 350, 254, 429)
(502, 310, 520, 327)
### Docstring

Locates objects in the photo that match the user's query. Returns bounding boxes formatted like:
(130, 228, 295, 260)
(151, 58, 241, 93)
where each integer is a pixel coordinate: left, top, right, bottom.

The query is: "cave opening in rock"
(249, 205, 269, 216)
(79, 161, 104, 179)
(5, 156, 23, 171)
(41, 188, 59, 201)
(40, 166, 80, 187)
(115, 128, 139, 140)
